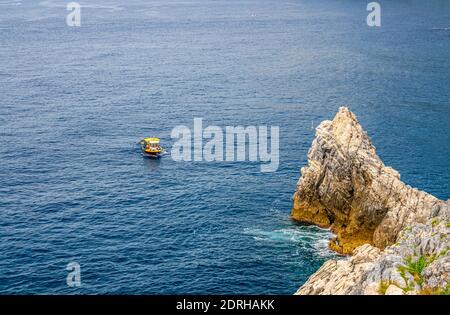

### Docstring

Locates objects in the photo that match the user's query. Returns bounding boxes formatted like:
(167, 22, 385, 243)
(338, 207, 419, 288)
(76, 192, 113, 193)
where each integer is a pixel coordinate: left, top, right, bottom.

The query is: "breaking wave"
(243, 225, 336, 258)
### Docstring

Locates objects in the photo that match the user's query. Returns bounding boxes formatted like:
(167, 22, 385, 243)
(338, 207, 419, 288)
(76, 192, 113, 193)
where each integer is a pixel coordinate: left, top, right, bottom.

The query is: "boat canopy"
(143, 138, 160, 144)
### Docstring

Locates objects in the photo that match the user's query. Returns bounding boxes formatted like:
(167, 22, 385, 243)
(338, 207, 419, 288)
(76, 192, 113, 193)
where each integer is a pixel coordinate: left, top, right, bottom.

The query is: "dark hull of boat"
(142, 151, 162, 159)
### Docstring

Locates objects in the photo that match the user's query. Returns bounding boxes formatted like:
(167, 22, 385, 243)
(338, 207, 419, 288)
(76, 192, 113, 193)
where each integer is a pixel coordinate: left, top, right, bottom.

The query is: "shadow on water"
(142, 155, 162, 171)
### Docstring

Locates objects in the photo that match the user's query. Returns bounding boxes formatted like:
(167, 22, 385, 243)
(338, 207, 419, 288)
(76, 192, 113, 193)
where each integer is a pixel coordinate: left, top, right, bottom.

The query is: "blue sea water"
(0, 0, 449, 294)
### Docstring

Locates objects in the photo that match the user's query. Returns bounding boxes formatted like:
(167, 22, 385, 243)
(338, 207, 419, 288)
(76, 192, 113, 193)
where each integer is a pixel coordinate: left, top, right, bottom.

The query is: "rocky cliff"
(292, 107, 449, 295)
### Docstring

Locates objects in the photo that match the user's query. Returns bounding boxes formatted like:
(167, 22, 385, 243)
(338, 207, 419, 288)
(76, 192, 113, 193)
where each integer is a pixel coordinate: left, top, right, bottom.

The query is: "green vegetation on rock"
(378, 280, 399, 295)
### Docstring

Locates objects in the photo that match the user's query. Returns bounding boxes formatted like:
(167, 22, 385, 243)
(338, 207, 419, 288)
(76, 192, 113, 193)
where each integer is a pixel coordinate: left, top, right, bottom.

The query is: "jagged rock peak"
(292, 107, 449, 295)
(291, 107, 444, 254)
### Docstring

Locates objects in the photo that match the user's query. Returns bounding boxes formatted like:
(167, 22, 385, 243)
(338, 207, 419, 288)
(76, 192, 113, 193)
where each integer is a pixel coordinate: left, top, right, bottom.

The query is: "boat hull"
(142, 150, 163, 158)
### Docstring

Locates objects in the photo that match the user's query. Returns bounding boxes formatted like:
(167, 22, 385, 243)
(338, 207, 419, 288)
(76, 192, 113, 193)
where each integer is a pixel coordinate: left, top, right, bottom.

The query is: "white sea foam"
(243, 226, 336, 258)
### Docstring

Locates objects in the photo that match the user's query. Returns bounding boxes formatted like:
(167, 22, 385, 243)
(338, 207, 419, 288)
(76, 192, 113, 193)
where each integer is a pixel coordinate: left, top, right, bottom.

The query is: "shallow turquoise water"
(0, 0, 449, 294)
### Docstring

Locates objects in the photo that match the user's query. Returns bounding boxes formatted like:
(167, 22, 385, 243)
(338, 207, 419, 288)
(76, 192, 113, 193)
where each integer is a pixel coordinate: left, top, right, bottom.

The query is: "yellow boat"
(140, 137, 165, 158)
